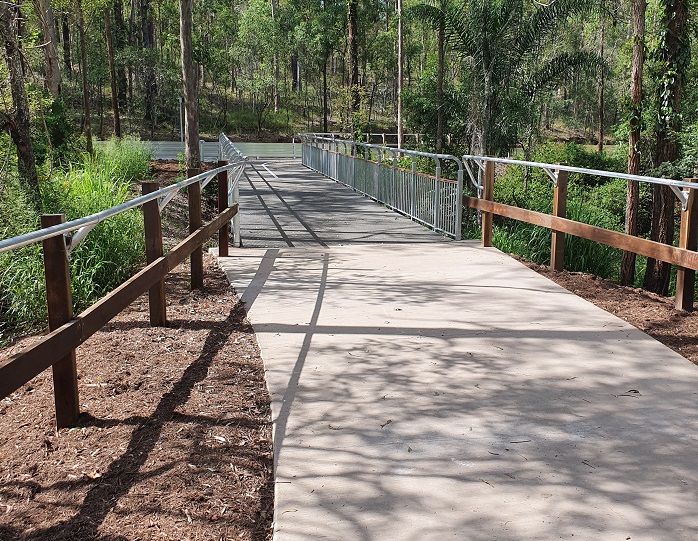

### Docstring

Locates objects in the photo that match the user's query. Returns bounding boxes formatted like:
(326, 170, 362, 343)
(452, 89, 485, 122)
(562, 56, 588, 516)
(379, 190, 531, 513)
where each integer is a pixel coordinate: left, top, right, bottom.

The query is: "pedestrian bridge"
(215, 152, 698, 540)
(3, 135, 698, 540)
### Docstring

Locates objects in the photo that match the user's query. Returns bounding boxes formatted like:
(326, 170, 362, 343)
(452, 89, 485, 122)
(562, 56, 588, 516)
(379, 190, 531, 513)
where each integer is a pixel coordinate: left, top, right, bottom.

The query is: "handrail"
(299, 133, 464, 238)
(0, 133, 248, 428)
(462, 154, 696, 209)
(0, 139, 247, 255)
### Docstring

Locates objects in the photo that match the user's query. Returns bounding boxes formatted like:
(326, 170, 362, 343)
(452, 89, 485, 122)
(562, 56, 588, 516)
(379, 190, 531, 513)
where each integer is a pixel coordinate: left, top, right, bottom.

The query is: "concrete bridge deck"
(216, 159, 698, 540)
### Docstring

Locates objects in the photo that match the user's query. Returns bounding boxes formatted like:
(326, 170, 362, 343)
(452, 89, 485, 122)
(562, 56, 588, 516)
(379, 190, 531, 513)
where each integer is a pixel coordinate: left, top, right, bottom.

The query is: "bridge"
(215, 144, 698, 540)
(2, 135, 698, 539)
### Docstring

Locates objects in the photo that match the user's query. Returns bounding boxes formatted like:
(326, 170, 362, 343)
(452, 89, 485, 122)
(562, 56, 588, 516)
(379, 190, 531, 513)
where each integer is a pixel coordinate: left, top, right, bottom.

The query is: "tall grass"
(0, 138, 151, 344)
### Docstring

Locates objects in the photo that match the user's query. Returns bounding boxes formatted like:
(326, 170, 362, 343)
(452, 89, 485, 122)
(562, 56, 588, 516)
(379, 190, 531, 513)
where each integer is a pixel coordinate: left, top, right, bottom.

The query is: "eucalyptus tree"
(620, 0, 646, 287)
(180, 0, 199, 168)
(32, 0, 62, 99)
(411, 0, 600, 156)
(0, 0, 41, 210)
(643, 0, 691, 295)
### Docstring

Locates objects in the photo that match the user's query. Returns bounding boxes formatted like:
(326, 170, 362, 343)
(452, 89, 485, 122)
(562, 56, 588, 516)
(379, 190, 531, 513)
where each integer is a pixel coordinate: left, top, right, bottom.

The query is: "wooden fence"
(465, 160, 698, 311)
(0, 162, 239, 429)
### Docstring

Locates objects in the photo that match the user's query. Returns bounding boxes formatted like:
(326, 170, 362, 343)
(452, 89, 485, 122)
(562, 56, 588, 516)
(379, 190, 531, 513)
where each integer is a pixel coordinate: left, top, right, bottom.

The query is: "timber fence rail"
(464, 156, 698, 312)
(0, 133, 247, 428)
(300, 133, 698, 311)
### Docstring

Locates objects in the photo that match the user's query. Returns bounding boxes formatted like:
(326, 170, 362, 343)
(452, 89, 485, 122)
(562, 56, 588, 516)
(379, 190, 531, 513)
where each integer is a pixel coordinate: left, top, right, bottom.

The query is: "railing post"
(217, 160, 230, 257)
(551, 167, 569, 271)
(456, 168, 463, 239)
(41, 214, 79, 429)
(481, 160, 494, 247)
(675, 178, 698, 311)
(142, 183, 167, 326)
(232, 169, 241, 248)
(187, 167, 203, 289)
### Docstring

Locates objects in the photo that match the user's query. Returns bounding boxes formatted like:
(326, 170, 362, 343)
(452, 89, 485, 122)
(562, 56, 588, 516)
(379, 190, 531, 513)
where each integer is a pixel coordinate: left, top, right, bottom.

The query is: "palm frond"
(523, 51, 602, 96)
(516, 0, 597, 57)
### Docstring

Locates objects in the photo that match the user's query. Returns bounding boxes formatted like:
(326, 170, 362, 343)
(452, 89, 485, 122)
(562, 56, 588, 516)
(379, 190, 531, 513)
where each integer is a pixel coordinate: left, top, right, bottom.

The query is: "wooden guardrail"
(465, 160, 698, 312)
(0, 162, 241, 429)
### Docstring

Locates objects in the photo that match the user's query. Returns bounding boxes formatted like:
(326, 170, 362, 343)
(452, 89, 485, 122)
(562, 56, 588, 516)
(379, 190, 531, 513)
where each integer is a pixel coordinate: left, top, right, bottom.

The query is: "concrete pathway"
(216, 161, 698, 540)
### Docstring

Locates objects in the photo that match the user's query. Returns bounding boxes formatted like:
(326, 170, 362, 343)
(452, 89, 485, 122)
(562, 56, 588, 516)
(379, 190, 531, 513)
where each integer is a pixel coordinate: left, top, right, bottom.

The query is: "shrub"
(0, 140, 151, 341)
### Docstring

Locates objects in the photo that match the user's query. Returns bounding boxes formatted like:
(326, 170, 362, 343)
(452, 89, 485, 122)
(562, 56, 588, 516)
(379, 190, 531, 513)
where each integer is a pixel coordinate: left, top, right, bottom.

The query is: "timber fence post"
(217, 160, 230, 257)
(41, 214, 79, 429)
(187, 167, 203, 289)
(675, 178, 698, 311)
(481, 159, 494, 247)
(142, 182, 167, 326)
(551, 166, 569, 271)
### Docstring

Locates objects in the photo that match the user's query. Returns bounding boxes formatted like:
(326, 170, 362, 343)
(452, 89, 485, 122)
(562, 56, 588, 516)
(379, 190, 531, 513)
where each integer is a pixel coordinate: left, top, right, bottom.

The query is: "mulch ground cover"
(0, 254, 273, 540)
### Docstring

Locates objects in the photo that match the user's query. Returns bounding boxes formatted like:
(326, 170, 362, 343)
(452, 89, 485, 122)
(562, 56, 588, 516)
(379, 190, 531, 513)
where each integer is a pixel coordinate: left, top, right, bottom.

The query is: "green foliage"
(0, 140, 151, 341)
(410, 0, 598, 155)
(465, 142, 644, 279)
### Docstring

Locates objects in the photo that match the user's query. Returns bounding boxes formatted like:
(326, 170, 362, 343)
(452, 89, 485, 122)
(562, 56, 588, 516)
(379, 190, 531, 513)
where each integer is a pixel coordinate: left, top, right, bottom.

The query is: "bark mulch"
(0, 254, 273, 541)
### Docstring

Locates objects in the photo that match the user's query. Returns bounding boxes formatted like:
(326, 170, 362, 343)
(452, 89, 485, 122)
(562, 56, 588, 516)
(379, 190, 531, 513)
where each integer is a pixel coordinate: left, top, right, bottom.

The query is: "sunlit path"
(216, 161, 698, 541)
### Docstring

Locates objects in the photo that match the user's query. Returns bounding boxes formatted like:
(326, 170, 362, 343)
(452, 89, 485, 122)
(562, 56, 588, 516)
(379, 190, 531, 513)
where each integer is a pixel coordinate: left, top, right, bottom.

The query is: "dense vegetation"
(1, 0, 698, 337)
(0, 139, 149, 344)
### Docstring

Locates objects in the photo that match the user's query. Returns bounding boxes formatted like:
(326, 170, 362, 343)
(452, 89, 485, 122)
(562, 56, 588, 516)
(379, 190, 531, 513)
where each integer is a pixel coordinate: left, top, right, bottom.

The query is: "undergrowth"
(463, 142, 651, 286)
(0, 138, 151, 345)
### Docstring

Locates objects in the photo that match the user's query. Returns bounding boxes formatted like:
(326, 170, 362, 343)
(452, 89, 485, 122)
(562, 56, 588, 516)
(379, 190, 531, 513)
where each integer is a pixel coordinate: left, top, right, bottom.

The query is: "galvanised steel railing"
(0, 134, 247, 255)
(300, 134, 464, 238)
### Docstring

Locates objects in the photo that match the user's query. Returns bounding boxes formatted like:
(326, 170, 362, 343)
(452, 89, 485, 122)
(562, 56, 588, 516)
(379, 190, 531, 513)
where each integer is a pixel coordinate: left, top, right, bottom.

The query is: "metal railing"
(0, 134, 246, 256)
(0, 134, 248, 428)
(300, 134, 463, 238)
(462, 154, 697, 210)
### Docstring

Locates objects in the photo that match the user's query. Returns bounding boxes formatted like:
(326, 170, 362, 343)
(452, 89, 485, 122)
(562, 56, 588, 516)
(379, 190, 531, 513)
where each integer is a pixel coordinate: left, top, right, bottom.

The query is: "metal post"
(232, 167, 242, 248)
(217, 161, 230, 257)
(187, 168, 203, 288)
(551, 167, 569, 271)
(676, 178, 698, 311)
(434, 159, 442, 231)
(481, 160, 494, 247)
(41, 214, 79, 429)
(456, 168, 463, 239)
(142, 182, 167, 326)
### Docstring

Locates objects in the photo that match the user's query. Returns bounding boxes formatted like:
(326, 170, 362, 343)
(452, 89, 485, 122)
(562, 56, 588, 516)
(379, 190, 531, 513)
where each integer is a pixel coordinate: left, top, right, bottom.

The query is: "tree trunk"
(33, 0, 61, 98)
(643, 0, 689, 295)
(435, 18, 445, 153)
(76, 0, 92, 154)
(270, 0, 279, 113)
(61, 14, 71, 79)
(597, 15, 604, 153)
(397, 0, 403, 148)
(105, 6, 121, 137)
(347, 0, 360, 130)
(141, 0, 157, 131)
(179, 0, 199, 169)
(113, 0, 127, 107)
(620, 0, 646, 286)
(323, 55, 328, 133)
(0, 1, 41, 210)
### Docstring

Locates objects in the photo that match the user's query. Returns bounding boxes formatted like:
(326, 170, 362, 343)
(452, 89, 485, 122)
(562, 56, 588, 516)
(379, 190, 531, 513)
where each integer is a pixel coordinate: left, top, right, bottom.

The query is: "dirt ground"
(0, 254, 273, 541)
(0, 162, 274, 540)
(2, 161, 698, 540)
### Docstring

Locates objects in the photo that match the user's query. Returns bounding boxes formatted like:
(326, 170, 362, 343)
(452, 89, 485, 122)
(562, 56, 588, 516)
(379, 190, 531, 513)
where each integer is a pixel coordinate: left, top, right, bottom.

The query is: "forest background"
(1, 0, 698, 341)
